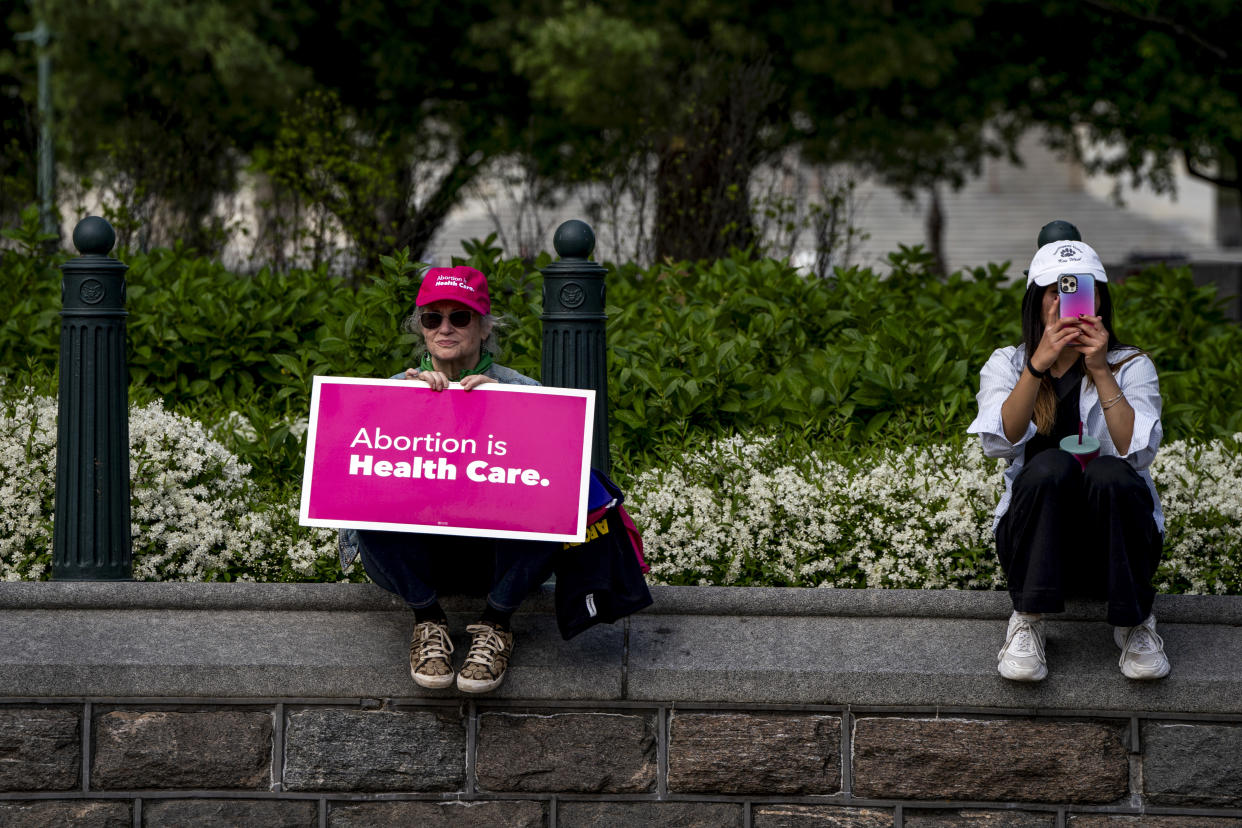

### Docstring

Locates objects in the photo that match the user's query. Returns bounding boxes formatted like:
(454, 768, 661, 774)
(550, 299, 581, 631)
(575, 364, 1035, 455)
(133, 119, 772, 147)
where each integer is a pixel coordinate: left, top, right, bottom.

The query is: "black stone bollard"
(52, 217, 132, 580)
(540, 220, 610, 473)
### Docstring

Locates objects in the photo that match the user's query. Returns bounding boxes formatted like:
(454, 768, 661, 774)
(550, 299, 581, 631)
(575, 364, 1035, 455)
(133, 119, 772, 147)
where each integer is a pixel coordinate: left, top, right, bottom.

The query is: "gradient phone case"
(1058, 273, 1095, 319)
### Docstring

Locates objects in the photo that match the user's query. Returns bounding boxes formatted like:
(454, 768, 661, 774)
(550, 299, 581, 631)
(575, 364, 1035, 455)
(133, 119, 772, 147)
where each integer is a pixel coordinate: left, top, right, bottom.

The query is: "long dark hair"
(1020, 281, 1143, 434)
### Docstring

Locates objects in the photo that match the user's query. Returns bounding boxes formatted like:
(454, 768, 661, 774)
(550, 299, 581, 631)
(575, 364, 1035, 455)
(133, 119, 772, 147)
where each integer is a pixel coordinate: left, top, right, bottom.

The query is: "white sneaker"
(1114, 614, 1171, 680)
(997, 611, 1047, 681)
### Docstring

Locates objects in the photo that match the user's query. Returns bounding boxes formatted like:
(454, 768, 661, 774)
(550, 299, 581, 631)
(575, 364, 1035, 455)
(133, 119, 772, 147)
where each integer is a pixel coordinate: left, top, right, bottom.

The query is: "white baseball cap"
(1027, 240, 1108, 288)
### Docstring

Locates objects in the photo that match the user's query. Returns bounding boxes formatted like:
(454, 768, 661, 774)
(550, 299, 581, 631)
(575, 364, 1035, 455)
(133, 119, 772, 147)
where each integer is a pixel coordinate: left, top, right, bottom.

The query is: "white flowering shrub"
(209, 409, 259, 444)
(0, 389, 58, 581)
(6, 379, 1240, 592)
(1151, 434, 1242, 594)
(0, 386, 337, 582)
(629, 431, 1242, 594)
(628, 434, 1006, 589)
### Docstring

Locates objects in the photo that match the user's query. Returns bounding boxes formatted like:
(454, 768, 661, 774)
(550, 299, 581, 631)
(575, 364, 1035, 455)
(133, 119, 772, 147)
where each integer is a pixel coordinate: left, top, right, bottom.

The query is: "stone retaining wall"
(3, 700, 1242, 826)
(2, 584, 1241, 826)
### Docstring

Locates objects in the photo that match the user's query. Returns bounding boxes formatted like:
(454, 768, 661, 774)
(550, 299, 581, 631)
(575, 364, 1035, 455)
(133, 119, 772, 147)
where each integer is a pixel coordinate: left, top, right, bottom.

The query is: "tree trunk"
(1214, 150, 1241, 248)
(392, 154, 487, 261)
(348, 152, 487, 284)
(653, 126, 756, 262)
(926, 186, 947, 276)
(1185, 143, 1241, 249)
(651, 56, 779, 263)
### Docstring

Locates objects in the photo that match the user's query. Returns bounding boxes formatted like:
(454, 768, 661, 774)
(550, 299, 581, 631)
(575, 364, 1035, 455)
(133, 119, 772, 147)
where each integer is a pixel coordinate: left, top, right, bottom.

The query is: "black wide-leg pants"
(995, 450, 1162, 627)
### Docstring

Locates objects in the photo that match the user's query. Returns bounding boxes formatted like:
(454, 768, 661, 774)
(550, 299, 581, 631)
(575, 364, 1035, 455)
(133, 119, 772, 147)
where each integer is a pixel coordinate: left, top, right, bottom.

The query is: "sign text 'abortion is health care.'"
(299, 376, 595, 542)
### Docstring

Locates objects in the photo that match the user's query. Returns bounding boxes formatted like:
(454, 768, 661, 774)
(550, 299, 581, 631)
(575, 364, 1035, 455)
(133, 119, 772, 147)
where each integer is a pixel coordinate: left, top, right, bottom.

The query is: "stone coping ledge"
(3, 583, 1241, 712)
(2, 582, 1241, 624)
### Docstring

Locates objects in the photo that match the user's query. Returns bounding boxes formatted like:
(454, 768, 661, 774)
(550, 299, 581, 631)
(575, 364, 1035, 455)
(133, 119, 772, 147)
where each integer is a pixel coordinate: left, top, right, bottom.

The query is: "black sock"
(480, 604, 513, 631)
(415, 602, 447, 626)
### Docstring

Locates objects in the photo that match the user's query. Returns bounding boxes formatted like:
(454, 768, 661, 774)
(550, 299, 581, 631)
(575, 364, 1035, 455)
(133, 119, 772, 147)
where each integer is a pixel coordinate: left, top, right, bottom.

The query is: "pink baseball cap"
(416, 266, 491, 315)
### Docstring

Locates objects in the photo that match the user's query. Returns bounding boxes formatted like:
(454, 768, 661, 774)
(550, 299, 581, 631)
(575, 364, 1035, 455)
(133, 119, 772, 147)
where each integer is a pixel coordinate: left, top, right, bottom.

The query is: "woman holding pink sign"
(968, 239, 1170, 683)
(339, 265, 554, 694)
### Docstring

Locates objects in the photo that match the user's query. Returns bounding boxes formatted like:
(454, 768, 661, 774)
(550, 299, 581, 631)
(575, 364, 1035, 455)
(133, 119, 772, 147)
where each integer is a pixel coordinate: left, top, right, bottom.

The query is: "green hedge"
(4, 212, 1242, 492)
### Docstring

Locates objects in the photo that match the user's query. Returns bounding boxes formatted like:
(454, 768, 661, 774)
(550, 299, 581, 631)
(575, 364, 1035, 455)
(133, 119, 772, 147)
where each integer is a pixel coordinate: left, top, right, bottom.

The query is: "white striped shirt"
(966, 345, 1164, 533)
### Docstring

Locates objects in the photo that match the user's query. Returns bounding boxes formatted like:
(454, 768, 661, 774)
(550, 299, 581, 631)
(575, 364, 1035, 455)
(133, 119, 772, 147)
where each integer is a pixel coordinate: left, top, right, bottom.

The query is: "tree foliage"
(5, 0, 537, 265)
(4, 0, 1240, 265)
(0, 2, 40, 223)
(505, 0, 1035, 262)
(37, 0, 305, 252)
(1025, 0, 1242, 240)
(502, 2, 788, 261)
(260, 0, 534, 265)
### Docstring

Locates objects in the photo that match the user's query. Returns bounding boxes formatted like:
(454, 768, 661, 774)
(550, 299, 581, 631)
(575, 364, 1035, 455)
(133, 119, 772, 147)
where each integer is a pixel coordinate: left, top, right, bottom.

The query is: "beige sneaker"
(457, 622, 514, 694)
(409, 620, 454, 689)
(1114, 614, 1171, 680)
(997, 611, 1047, 682)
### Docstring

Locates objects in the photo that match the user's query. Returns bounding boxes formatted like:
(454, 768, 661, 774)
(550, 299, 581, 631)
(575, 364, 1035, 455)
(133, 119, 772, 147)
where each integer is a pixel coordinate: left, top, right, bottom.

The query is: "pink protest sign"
(299, 376, 595, 542)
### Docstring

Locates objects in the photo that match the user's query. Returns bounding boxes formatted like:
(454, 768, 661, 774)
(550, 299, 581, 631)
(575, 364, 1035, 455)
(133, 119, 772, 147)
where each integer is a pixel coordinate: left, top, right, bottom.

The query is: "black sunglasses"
(419, 309, 474, 329)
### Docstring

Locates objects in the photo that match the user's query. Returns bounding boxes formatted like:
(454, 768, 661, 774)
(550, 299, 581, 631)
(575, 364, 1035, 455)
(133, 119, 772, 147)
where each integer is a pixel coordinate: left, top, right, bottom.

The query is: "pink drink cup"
(1059, 433, 1101, 470)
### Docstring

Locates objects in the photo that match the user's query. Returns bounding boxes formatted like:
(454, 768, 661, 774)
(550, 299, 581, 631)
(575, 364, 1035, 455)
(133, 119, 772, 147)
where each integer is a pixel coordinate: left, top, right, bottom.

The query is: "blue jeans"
(357, 529, 556, 614)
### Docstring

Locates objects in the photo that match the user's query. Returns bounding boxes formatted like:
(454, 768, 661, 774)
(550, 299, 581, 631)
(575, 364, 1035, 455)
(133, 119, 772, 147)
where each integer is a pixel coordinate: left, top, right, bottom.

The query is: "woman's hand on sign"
(1073, 315, 1110, 374)
(405, 367, 451, 391)
(459, 374, 497, 392)
(402, 367, 494, 392)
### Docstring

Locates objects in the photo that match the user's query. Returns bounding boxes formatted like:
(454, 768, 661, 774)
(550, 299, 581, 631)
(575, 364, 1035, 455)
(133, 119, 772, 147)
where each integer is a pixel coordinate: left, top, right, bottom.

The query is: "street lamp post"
(15, 18, 57, 244)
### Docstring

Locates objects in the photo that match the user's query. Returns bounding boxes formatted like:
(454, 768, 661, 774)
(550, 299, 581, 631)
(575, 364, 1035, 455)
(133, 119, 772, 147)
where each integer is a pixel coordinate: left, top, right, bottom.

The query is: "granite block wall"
(3, 700, 1241, 826)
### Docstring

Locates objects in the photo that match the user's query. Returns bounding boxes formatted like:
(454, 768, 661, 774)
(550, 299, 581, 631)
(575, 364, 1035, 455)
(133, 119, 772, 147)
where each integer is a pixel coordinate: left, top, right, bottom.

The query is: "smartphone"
(1058, 273, 1095, 319)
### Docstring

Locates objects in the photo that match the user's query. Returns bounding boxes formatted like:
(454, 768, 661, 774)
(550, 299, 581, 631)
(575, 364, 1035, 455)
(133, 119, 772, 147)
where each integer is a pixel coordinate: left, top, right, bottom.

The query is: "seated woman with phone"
(968, 240, 1170, 682)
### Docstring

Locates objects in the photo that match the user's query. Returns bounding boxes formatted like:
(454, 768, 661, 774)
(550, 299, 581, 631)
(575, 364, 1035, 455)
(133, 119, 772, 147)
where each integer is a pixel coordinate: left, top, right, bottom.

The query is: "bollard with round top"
(71, 215, 117, 255)
(1037, 219, 1082, 248)
(540, 220, 610, 473)
(53, 216, 132, 580)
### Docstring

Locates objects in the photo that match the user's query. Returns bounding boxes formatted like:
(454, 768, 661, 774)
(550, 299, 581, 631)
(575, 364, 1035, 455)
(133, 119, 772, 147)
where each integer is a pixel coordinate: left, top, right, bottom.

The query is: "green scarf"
(420, 350, 494, 381)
